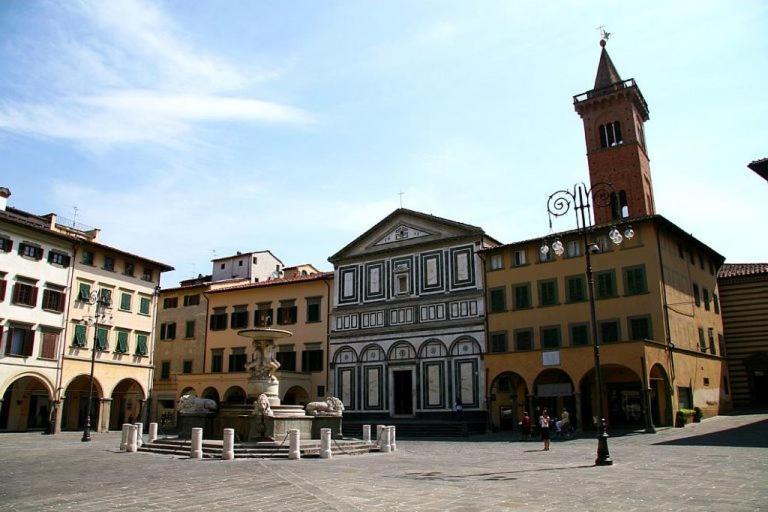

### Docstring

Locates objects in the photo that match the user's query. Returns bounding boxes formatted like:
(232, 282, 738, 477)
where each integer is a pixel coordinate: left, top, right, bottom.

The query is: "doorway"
(392, 370, 414, 416)
(753, 370, 768, 405)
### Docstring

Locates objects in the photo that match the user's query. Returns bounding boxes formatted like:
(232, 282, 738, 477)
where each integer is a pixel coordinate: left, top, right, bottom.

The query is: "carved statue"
(177, 395, 217, 415)
(247, 341, 281, 381)
(253, 393, 274, 417)
(305, 396, 345, 417)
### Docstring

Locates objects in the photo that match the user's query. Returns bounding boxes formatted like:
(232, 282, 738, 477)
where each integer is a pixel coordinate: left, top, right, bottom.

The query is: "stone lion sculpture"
(305, 396, 344, 417)
(177, 394, 217, 415)
(253, 393, 274, 417)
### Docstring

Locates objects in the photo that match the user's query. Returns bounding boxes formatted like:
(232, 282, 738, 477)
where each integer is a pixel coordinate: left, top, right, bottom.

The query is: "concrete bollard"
(120, 423, 130, 451)
(389, 426, 397, 451)
(222, 428, 235, 461)
(190, 427, 203, 460)
(134, 422, 144, 448)
(148, 422, 158, 443)
(362, 424, 371, 443)
(381, 425, 391, 453)
(376, 425, 384, 448)
(320, 428, 332, 459)
(126, 425, 138, 453)
(288, 429, 301, 460)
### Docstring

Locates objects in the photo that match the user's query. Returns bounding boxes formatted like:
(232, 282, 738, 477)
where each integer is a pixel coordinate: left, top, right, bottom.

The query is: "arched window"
(619, 190, 629, 218)
(598, 121, 624, 148)
(609, 192, 620, 220)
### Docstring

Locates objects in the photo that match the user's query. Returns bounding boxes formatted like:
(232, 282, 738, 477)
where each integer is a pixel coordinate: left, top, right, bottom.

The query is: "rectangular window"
(166, 322, 176, 340)
(124, 262, 135, 277)
(135, 333, 148, 356)
(708, 328, 716, 354)
(40, 331, 59, 359)
(12, 282, 37, 307)
(395, 273, 409, 295)
(0, 236, 12, 252)
(570, 324, 590, 346)
(698, 328, 706, 352)
(677, 386, 693, 409)
(277, 301, 298, 325)
(301, 348, 324, 372)
(629, 316, 651, 340)
(103, 256, 115, 271)
(99, 288, 113, 307)
(677, 243, 684, 259)
(703, 288, 710, 311)
(19, 243, 43, 259)
(4, 326, 34, 356)
(48, 250, 70, 267)
(688, 250, 695, 264)
(183, 360, 193, 374)
(713, 294, 720, 314)
(566, 276, 586, 302)
(306, 297, 322, 323)
(81, 251, 94, 265)
(228, 348, 247, 372)
(185, 320, 195, 338)
(42, 289, 65, 312)
(718, 334, 726, 356)
(183, 294, 200, 307)
(255, 307, 273, 327)
(514, 329, 533, 351)
(513, 283, 531, 309)
(596, 270, 617, 299)
(600, 320, 620, 343)
(489, 287, 506, 312)
(210, 310, 228, 331)
(119, 292, 132, 311)
(540, 326, 561, 349)
(141, 268, 153, 282)
(709, 261, 716, 275)
(160, 361, 171, 380)
(566, 240, 581, 258)
(276, 350, 296, 371)
(489, 254, 504, 270)
(163, 297, 178, 309)
(623, 265, 647, 295)
(489, 332, 508, 353)
(115, 331, 129, 353)
(211, 350, 223, 373)
(94, 328, 108, 351)
(514, 250, 527, 266)
(538, 248, 553, 263)
(139, 296, 151, 315)
(230, 308, 249, 329)
(693, 283, 701, 307)
(72, 324, 87, 348)
(0, 278, 6, 302)
(538, 279, 558, 306)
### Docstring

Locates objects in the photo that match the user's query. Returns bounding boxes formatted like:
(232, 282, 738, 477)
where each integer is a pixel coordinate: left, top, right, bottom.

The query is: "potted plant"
(693, 407, 703, 423)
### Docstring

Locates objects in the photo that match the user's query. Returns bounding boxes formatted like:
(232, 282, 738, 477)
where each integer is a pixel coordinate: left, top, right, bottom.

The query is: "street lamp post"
(544, 182, 635, 466)
(81, 289, 112, 442)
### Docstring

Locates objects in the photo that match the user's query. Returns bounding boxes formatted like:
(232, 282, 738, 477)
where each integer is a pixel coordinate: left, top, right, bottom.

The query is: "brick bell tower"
(574, 38, 655, 225)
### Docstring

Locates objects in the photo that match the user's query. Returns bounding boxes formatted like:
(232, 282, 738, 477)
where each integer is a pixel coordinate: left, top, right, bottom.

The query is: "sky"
(1, 1, 766, 287)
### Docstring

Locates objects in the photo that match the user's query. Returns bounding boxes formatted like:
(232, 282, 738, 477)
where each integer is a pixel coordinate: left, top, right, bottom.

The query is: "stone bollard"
(381, 425, 392, 453)
(376, 425, 384, 448)
(362, 424, 371, 443)
(148, 422, 158, 443)
(134, 422, 144, 448)
(389, 426, 397, 451)
(120, 423, 131, 451)
(222, 428, 235, 461)
(190, 427, 203, 460)
(126, 425, 138, 453)
(288, 429, 301, 460)
(320, 428, 332, 459)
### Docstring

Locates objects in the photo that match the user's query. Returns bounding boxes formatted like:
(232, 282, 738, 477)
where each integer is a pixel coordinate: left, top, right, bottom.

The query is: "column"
(52, 399, 64, 435)
(120, 424, 131, 451)
(645, 388, 656, 434)
(362, 424, 371, 443)
(288, 429, 301, 460)
(526, 395, 534, 416)
(320, 428, 332, 459)
(126, 425, 138, 453)
(190, 427, 203, 459)
(134, 422, 144, 448)
(148, 422, 158, 443)
(574, 392, 583, 432)
(389, 426, 396, 451)
(98, 398, 112, 433)
(381, 426, 391, 453)
(139, 399, 149, 425)
(376, 425, 384, 448)
(222, 428, 235, 460)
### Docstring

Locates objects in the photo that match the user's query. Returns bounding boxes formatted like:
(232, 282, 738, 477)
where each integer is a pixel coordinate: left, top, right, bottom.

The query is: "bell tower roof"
(594, 41, 623, 89)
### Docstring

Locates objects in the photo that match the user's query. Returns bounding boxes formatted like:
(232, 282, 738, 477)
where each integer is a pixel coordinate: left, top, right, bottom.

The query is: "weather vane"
(597, 25, 612, 46)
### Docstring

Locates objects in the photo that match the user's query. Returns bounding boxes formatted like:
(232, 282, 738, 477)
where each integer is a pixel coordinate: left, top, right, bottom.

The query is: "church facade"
(328, 209, 498, 429)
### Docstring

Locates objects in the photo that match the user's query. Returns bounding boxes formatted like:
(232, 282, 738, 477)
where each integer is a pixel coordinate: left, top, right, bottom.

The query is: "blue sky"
(1, 1, 766, 286)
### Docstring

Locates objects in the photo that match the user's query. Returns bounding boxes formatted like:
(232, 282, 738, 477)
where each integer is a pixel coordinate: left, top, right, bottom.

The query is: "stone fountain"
(178, 328, 343, 441)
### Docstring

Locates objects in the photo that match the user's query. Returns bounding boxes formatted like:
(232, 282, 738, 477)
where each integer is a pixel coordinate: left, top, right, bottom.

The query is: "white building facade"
(328, 209, 498, 432)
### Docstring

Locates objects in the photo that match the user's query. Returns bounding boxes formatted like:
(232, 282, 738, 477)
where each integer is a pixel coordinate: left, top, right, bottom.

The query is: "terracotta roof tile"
(205, 272, 333, 294)
(718, 263, 768, 279)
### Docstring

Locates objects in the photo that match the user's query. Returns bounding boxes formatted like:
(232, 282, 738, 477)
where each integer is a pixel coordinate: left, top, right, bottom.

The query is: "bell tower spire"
(574, 37, 655, 224)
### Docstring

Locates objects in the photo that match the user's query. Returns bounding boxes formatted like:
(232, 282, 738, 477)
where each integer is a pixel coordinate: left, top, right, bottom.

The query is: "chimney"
(0, 187, 10, 211)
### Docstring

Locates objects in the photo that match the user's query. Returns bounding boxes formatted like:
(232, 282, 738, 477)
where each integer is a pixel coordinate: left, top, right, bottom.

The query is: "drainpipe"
(478, 249, 492, 433)
(654, 224, 677, 402)
(53, 242, 79, 434)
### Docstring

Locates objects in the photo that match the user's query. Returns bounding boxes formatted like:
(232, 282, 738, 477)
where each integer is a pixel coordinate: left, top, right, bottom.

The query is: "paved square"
(1, 412, 766, 511)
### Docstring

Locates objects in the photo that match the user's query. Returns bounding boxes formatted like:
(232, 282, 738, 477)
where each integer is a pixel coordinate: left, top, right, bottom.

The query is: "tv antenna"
(398, 190, 405, 208)
(71, 206, 79, 227)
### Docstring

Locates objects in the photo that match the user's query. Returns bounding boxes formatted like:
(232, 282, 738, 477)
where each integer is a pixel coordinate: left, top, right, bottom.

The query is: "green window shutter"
(96, 328, 108, 350)
(120, 293, 131, 311)
(140, 297, 151, 314)
(78, 283, 91, 302)
(116, 331, 129, 353)
(136, 334, 147, 355)
(73, 324, 87, 347)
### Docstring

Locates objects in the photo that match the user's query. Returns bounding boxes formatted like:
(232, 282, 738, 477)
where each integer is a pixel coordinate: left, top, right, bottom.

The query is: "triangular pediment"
(373, 224, 435, 247)
(329, 208, 488, 262)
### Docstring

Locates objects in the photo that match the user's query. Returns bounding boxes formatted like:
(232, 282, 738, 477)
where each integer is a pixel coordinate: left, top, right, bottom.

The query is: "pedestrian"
(540, 408, 551, 451)
(521, 411, 532, 441)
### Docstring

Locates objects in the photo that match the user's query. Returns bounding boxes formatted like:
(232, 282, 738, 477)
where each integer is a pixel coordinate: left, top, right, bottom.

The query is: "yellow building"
(483, 215, 730, 431)
(169, 271, 333, 410)
(57, 234, 173, 433)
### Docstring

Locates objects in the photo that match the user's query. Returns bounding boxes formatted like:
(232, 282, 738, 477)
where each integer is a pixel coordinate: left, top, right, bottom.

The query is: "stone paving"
(1, 411, 767, 512)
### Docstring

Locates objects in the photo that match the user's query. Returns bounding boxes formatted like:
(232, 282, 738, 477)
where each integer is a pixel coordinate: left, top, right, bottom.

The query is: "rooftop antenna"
(71, 206, 79, 228)
(212, 249, 217, 260)
(398, 190, 405, 208)
(597, 25, 611, 46)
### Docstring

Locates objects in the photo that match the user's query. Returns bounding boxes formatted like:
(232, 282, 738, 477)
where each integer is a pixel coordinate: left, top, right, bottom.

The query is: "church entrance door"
(392, 370, 414, 416)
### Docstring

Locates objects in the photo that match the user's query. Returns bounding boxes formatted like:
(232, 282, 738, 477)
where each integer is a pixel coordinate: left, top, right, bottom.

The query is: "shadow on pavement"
(654, 419, 768, 448)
